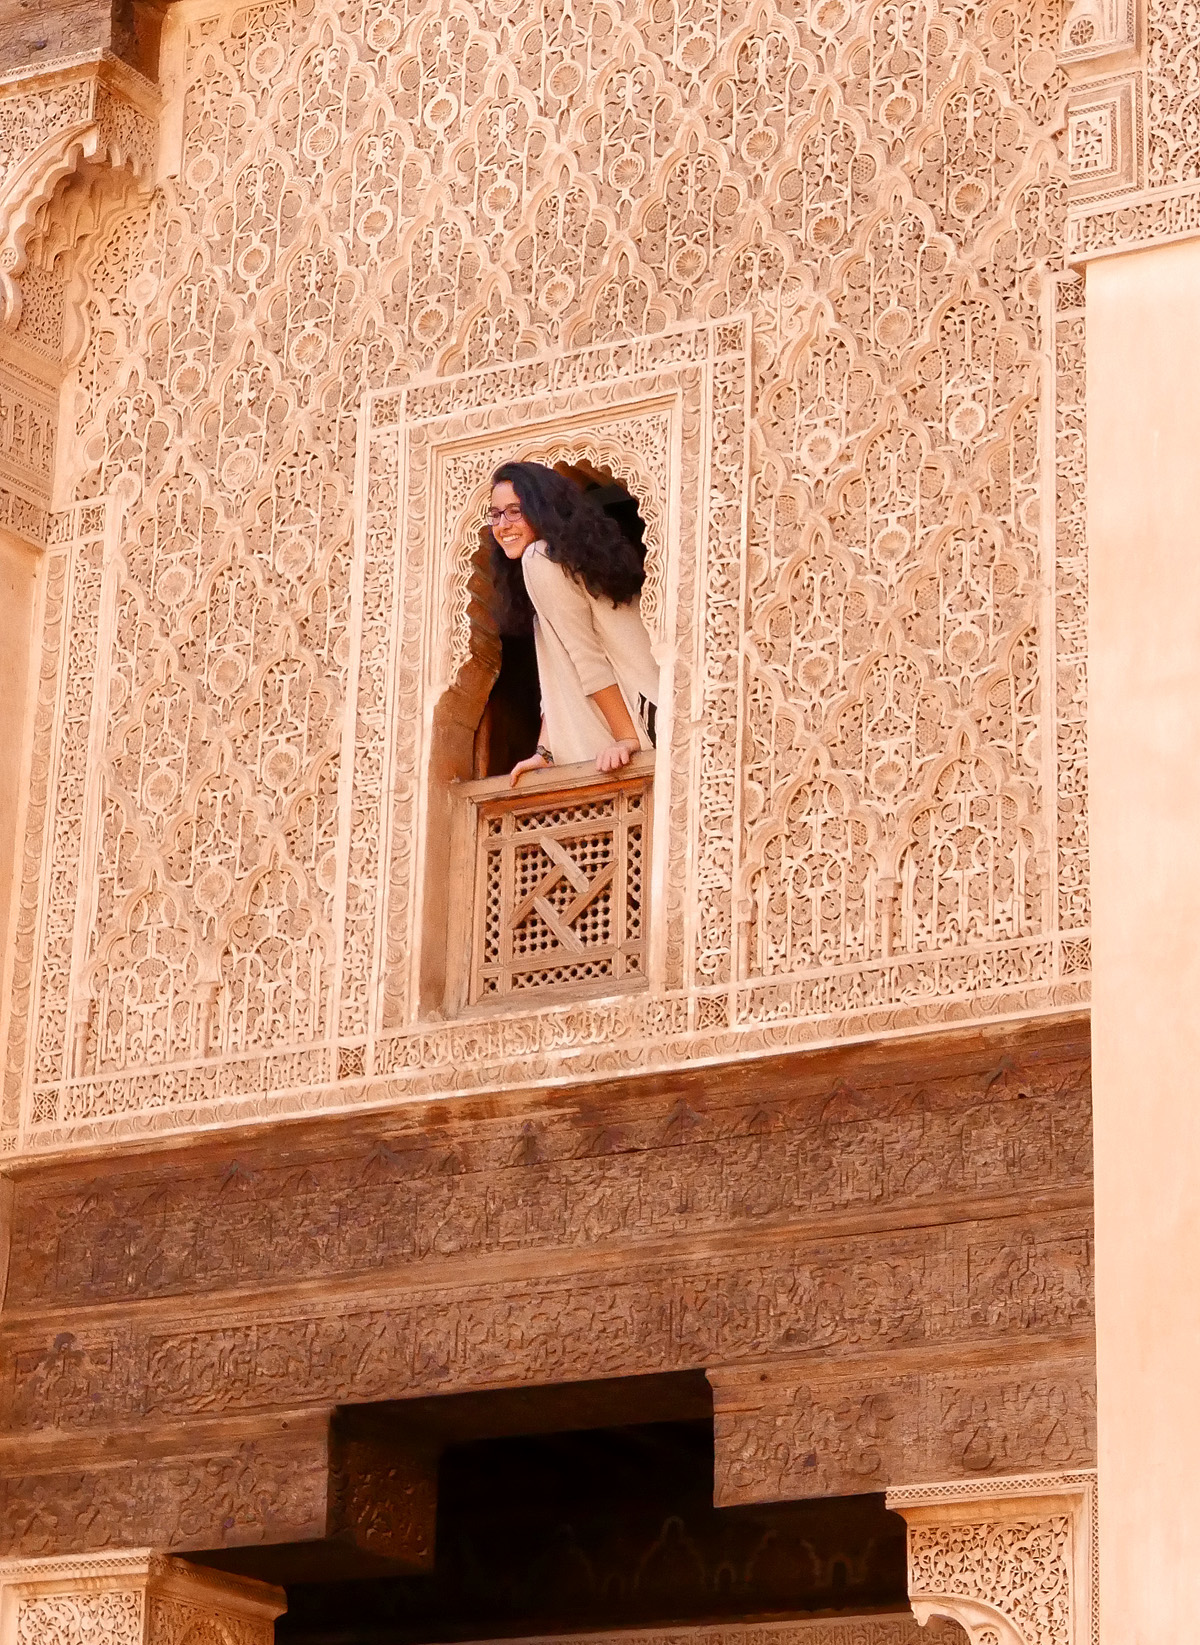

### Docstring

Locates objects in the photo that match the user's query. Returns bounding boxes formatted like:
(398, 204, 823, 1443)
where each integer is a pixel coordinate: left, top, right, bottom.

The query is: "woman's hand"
(596, 737, 639, 773)
(510, 752, 551, 786)
(588, 687, 641, 774)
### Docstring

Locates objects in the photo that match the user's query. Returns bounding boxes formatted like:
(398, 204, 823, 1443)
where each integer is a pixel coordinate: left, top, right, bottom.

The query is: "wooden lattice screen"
(466, 763, 652, 1004)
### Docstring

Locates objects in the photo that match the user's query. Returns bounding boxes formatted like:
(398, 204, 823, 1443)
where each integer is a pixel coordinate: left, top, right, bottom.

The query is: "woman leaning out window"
(486, 461, 659, 786)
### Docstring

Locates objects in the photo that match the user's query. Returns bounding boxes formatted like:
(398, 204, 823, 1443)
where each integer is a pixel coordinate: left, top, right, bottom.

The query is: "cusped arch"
(0, 63, 157, 328)
(442, 424, 671, 733)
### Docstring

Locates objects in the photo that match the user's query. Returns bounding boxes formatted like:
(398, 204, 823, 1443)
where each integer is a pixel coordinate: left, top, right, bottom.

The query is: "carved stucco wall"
(0, 0, 1095, 1155)
(1065, 0, 1200, 259)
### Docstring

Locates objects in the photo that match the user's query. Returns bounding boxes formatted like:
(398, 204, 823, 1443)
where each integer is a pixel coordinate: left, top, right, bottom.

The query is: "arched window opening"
(470, 464, 650, 780)
(426, 457, 659, 1019)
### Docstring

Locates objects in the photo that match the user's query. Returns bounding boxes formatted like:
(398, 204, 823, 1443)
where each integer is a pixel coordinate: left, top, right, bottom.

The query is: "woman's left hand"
(596, 738, 639, 773)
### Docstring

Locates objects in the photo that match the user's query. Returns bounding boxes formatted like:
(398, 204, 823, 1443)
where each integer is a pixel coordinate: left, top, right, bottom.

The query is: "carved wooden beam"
(0, 1411, 438, 1568)
(0, 1414, 331, 1560)
(709, 1341, 1096, 1504)
(0, 1022, 1094, 1454)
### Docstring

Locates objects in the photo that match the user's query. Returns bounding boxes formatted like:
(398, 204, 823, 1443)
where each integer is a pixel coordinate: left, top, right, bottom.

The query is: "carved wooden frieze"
(5, 1021, 1090, 1313)
(0, 1023, 1093, 1556)
(0, 1210, 1092, 1441)
(1, 1026, 1092, 1442)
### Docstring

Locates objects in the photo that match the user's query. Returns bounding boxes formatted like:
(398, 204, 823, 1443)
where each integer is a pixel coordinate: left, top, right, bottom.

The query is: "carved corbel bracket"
(0, 1549, 285, 1645)
(0, 54, 159, 328)
(886, 1470, 1098, 1645)
(910, 1596, 1025, 1645)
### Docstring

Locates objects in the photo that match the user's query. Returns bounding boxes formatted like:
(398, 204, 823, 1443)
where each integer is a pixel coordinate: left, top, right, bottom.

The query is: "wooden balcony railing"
(451, 754, 653, 1008)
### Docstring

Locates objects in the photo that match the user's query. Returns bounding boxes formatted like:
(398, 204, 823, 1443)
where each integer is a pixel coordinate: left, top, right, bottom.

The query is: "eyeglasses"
(487, 503, 525, 527)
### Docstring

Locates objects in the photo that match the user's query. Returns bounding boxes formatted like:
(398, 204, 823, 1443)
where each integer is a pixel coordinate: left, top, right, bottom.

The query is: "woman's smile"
(490, 480, 537, 558)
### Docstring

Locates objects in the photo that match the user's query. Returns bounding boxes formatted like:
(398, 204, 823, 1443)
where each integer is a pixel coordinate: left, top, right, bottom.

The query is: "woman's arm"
(590, 684, 640, 772)
(511, 719, 552, 786)
(520, 553, 643, 774)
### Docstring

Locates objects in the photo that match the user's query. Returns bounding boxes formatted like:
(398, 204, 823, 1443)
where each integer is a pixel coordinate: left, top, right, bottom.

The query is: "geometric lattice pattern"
(472, 772, 648, 1002)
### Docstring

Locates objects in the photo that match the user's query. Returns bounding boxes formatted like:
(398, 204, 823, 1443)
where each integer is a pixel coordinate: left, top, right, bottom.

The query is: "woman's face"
(490, 481, 537, 559)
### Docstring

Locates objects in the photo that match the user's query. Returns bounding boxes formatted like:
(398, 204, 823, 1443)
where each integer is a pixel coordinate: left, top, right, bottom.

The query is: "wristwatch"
(536, 745, 554, 763)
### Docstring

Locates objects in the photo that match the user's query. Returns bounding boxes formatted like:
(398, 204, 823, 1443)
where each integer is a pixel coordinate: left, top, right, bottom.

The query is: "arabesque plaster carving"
(0, 0, 1094, 1155)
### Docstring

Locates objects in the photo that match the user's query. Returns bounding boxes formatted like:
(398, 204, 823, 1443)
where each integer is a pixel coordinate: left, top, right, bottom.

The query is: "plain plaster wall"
(1087, 236, 1200, 1639)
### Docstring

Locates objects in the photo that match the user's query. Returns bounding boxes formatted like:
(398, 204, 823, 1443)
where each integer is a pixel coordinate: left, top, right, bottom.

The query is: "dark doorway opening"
(279, 1426, 904, 1645)
(473, 465, 649, 779)
(187, 1374, 907, 1645)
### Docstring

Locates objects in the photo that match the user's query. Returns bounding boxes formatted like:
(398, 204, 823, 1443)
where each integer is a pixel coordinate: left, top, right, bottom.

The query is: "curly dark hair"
(487, 461, 646, 635)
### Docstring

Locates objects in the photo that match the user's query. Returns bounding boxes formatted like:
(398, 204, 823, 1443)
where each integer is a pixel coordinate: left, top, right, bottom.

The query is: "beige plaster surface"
(0, 531, 36, 984)
(1087, 236, 1200, 1640)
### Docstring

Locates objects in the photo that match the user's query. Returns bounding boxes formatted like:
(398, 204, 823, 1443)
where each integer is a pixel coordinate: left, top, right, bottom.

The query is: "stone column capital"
(0, 1548, 285, 1645)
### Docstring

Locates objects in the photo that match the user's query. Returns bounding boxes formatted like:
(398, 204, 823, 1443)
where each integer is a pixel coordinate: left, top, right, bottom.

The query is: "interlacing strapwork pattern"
(0, 0, 1087, 1150)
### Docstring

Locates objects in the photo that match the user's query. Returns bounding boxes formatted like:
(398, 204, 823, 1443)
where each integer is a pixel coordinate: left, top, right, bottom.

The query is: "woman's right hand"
(510, 752, 550, 787)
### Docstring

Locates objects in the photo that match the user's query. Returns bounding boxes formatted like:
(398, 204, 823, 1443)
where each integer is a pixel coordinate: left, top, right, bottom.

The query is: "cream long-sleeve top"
(521, 539, 659, 766)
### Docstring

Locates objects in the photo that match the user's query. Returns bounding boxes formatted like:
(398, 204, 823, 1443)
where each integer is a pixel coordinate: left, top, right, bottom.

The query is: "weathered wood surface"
(0, 1019, 1094, 1556)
